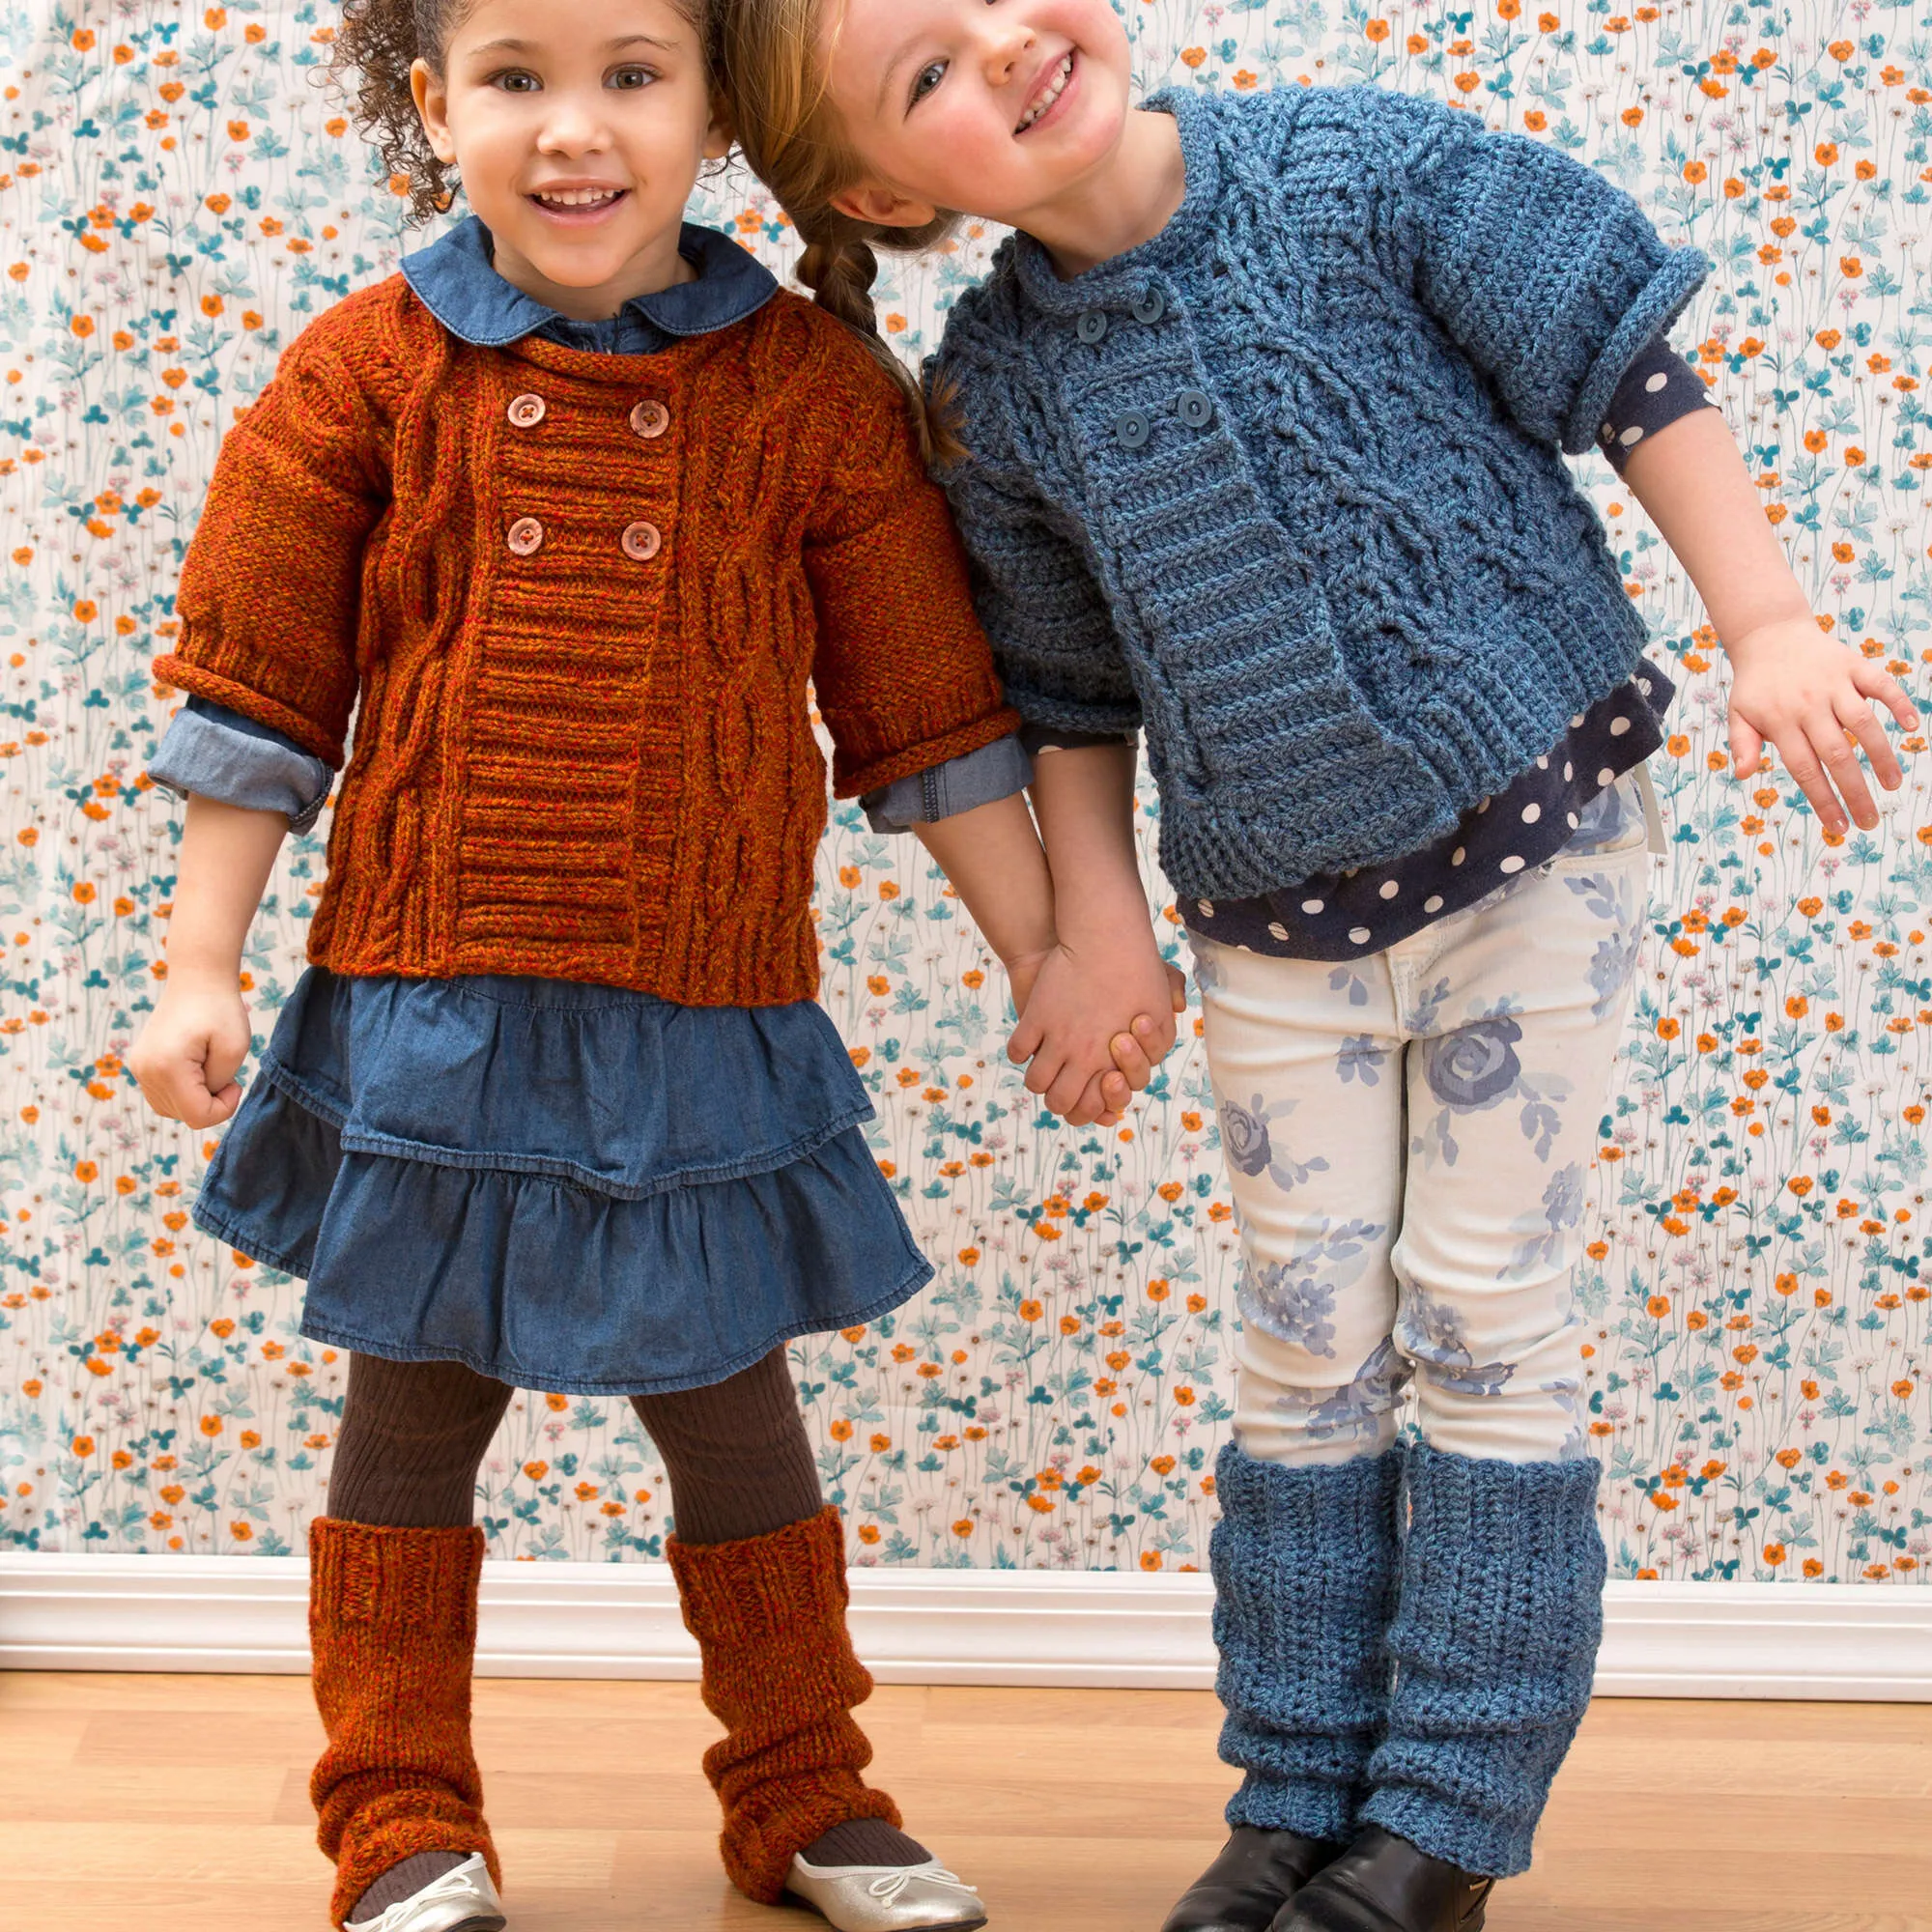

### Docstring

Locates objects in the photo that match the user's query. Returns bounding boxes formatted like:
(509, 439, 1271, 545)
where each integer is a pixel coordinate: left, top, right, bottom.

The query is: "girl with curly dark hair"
(128, 1, 1157, 1927)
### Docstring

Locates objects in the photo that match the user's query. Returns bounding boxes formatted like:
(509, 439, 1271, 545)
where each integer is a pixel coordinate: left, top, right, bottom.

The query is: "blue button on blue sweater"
(931, 83, 1710, 901)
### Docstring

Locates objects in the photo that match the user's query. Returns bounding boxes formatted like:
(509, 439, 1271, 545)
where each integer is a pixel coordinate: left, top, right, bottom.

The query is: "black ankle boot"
(1266, 1828, 1492, 1932)
(1162, 1828, 1344, 1932)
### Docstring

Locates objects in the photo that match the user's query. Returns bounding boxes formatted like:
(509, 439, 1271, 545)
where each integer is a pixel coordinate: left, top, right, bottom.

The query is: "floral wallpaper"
(0, 0, 1929, 1588)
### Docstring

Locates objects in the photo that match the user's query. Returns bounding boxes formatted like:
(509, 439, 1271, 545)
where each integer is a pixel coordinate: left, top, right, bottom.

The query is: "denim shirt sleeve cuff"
(147, 696, 334, 834)
(861, 732, 1033, 834)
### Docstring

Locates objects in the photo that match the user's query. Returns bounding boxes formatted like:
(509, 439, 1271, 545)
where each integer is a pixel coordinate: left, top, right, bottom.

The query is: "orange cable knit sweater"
(156, 277, 1018, 1006)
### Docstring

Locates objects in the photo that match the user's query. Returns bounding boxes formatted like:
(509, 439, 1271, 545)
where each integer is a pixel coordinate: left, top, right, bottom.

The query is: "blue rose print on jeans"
(1396, 1282, 1519, 1398)
(1238, 1216, 1388, 1357)
(1243, 1264, 1339, 1357)
(1504, 1163, 1588, 1280)
(1412, 1002, 1570, 1169)
(1218, 1091, 1329, 1192)
(1264, 1336, 1412, 1449)
(1422, 1016, 1523, 1108)
(1337, 1035, 1389, 1087)
(1565, 867, 1645, 1021)
(1220, 1094, 1275, 1177)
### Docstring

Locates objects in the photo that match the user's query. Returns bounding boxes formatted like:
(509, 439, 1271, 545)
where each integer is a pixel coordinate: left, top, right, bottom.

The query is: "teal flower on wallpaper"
(0, 1, 1929, 1589)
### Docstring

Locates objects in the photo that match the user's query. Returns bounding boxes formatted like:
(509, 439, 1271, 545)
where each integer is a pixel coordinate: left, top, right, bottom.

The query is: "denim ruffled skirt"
(192, 968, 930, 1394)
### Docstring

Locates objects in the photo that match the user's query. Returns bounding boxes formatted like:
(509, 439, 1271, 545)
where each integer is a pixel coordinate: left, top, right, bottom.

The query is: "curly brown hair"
(330, 0, 707, 225)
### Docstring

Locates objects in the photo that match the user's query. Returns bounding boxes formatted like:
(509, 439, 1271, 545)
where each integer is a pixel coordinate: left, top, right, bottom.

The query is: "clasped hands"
(1005, 921, 1186, 1127)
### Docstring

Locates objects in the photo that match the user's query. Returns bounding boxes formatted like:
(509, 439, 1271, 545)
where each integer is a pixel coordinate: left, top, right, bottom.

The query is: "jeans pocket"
(1544, 776, 1652, 869)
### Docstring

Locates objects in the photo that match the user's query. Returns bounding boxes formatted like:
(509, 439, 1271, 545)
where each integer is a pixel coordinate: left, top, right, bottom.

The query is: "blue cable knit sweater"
(932, 83, 1710, 899)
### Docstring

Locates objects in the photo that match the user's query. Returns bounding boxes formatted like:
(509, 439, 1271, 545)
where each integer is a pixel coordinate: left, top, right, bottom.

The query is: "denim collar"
(401, 214, 779, 350)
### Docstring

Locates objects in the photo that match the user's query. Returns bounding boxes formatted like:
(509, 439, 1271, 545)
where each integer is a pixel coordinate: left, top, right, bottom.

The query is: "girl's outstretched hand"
(130, 979, 252, 1129)
(1727, 616, 1918, 835)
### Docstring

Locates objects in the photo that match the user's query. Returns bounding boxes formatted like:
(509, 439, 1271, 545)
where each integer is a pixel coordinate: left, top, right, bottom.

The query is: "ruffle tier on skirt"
(192, 968, 929, 1394)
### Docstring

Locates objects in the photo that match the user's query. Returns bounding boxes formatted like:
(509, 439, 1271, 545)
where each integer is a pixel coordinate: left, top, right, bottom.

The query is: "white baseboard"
(2, 1554, 1928, 1700)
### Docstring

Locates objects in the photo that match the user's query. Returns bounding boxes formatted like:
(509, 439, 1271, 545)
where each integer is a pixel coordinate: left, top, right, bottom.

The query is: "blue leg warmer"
(1210, 1441, 1406, 1843)
(1361, 1443, 1605, 1877)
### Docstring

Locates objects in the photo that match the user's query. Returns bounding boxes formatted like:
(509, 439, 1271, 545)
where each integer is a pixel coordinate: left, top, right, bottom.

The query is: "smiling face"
(820, 0, 1134, 235)
(411, 0, 728, 320)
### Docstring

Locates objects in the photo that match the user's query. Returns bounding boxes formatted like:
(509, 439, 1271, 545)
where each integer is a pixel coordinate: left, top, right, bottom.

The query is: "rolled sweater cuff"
(833, 702, 1022, 800)
(154, 653, 346, 768)
(1563, 245, 1711, 455)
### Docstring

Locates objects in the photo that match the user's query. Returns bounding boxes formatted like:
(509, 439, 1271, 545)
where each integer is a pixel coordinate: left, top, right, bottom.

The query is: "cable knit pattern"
(307, 1519, 499, 1930)
(933, 83, 1709, 899)
(1361, 1445, 1606, 1878)
(1211, 1442, 1405, 1844)
(667, 1506, 901, 1903)
(156, 277, 1017, 1006)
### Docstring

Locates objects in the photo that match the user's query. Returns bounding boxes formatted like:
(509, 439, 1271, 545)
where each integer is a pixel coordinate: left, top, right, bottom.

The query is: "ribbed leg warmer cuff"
(668, 1505, 901, 1904)
(1211, 1442, 1406, 1843)
(1361, 1444, 1606, 1878)
(307, 1519, 500, 1930)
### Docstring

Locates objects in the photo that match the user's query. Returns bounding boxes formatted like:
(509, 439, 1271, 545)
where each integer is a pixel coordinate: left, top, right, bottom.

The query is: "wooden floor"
(2, 1674, 1927, 1930)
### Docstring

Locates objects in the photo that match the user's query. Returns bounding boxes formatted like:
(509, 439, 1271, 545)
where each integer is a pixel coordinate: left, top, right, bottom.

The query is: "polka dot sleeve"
(1595, 331, 1716, 469)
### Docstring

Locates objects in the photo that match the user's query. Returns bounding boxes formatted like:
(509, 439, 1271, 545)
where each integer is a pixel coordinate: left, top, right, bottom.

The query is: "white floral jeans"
(1193, 780, 1654, 1468)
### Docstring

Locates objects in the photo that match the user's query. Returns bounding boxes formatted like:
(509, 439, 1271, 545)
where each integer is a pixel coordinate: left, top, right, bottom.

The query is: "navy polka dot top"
(1185, 662, 1674, 958)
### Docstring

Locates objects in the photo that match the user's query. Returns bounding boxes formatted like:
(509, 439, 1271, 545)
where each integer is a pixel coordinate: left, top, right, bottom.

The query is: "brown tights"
(328, 1347, 823, 1543)
(329, 1349, 924, 1921)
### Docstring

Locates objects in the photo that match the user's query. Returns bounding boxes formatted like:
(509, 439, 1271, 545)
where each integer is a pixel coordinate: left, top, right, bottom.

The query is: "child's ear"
(830, 182, 941, 231)
(704, 89, 735, 163)
(410, 57, 458, 166)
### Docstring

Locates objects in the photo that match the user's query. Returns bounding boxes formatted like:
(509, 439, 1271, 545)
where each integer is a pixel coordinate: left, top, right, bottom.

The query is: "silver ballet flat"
(343, 1854, 508, 1932)
(785, 1856, 988, 1931)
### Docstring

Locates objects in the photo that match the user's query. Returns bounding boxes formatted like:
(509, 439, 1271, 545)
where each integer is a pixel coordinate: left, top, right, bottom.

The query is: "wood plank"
(1, 1674, 1928, 1930)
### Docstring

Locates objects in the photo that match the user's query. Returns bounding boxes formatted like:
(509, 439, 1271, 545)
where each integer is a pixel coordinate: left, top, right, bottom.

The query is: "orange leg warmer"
(667, 1506, 901, 1904)
(307, 1519, 501, 1929)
